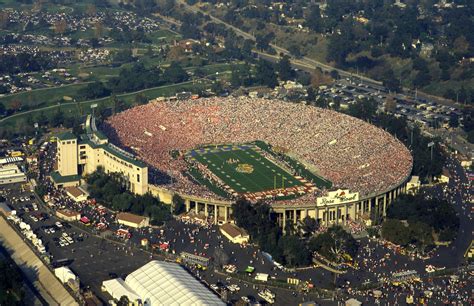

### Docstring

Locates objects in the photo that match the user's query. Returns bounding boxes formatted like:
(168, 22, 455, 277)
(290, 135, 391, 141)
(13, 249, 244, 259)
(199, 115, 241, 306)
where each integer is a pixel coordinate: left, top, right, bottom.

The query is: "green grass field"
(190, 145, 303, 194)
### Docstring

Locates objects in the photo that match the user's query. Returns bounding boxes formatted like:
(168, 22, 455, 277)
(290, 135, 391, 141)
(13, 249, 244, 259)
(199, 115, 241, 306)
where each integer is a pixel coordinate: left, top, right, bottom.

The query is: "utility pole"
(428, 141, 435, 162)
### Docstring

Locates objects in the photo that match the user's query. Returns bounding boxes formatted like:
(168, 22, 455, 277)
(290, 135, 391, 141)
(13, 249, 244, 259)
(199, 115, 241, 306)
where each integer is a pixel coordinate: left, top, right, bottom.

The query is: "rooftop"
(50, 171, 81, 184)
(125, 260, 225, 305)
(220, 223, 248, 238)
(57, 132, 77, 141)
(65, 186, 86, 198)
(116, 212, 147, 225)
(57, 209, 80, 217)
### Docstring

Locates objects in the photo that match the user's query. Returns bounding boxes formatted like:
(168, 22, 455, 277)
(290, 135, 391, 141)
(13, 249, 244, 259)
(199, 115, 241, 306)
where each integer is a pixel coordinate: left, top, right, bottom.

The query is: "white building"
(102, 261, 225, 305)
(0, 164, 27, 185)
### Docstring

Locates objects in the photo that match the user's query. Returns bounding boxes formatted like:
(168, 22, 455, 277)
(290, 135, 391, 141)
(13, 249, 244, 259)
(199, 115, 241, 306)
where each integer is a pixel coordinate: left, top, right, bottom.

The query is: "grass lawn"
(148, 30, 181, 43)
(0, 82, 92, 110)
(0, 79, 212, 130)
(190, 145, 303, 194)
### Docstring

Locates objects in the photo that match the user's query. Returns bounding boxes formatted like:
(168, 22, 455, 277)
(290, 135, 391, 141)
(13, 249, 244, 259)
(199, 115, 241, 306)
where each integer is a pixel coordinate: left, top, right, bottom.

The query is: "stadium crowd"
(104, 97, 413, 205)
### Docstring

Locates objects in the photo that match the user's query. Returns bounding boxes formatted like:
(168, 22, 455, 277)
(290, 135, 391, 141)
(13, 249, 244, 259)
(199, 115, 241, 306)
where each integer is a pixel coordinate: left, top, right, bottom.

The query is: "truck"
(36, 244, 46, 254)
(258, 289, 275, 304)
(255, 273, 269, 282)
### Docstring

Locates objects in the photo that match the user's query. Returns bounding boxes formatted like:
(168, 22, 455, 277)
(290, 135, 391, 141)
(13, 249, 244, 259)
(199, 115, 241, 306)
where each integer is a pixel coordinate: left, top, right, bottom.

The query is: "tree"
(53, 19, 67, 35)
(77, 81, 110, 100)
(0, 259, 25, 305)
(453, 35, 470, 57)
(300, 216, 318, 235)
(381, 68, 400, 92)
(467, 130, 474, 144)
(255, 60, 278, 88)
(315, 97, 329, 108)
(381, 219, 410, 246)
(111, 95, 126, 114)
(409, 222, 433, 249)
(306, 87, 316, 103)
(413, 70, 431, 88)
(94, 21, 104, 38)
(305, 5, 323, 32)
(348, 98, 378, 121)
(113, 49, 134, 64)
(311, 69, 332, 87)
(449, 113, 459, 128)
(9, 100, 22, 112)
(308, 226, 358, 263)
(255, 32, 274, 51)
(0, 11, 9, 29)
(278, 235, 310, 267)
(288, 44, 302, 58)
(50, 108, 65, 127)
(37, 111, 48, 127)
(277, 55, 294, 81)
(86, 4, 97, 16)
(172, 194, 185, 215)
(213, 248, 230, 268)
(384, 96, 397, 113)
(385, 193, 459, 246)
(163, 62, 188, 83)
(134, 93, 148, 105)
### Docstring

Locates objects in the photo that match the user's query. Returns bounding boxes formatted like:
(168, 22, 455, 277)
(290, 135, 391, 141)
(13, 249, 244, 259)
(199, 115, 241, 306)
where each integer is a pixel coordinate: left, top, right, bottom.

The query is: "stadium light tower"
(427, 141, 435, 161)
(91, 103, 98, 117)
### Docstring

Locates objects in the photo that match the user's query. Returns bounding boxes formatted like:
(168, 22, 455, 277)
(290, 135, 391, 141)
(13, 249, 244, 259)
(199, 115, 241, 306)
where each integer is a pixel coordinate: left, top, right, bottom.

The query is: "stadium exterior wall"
(148, 176, 410, 228)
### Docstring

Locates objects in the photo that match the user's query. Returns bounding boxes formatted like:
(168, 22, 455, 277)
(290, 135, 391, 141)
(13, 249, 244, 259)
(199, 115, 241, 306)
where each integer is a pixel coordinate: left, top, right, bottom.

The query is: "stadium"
(96, 96, 413, 228)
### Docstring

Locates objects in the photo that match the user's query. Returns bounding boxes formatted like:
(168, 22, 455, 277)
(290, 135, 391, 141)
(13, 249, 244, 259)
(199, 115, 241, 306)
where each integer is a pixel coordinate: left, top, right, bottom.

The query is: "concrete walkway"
(0, 217, 78, 306)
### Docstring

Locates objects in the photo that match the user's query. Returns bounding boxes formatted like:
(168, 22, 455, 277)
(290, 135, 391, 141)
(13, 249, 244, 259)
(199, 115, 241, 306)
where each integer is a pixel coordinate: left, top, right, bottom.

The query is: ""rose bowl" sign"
(316, 189, 359, 206)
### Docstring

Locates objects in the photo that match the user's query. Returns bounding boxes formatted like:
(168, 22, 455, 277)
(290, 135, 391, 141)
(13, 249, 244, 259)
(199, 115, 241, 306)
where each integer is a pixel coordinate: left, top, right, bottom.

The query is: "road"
(176, 0, 380, 86)
(175, 0, 469, 109)
(0, 74, 219, 125)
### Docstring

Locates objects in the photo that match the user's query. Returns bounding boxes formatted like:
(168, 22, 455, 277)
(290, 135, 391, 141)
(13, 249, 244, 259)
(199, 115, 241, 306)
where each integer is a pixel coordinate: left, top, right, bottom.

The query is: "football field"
(189, 145, 303, 194)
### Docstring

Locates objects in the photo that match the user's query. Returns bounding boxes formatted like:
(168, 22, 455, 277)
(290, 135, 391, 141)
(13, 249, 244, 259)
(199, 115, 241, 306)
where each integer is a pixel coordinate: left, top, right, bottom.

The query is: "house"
(220, 223, 249, 244)
(116, 212, 150, 228)
(56, 209, 81, 222)
(65, 186, 88, 202)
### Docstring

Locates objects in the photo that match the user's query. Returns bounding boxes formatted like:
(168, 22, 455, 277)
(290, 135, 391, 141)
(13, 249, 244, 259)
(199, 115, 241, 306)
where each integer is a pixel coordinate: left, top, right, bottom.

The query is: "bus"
(9, 151, 24, 157)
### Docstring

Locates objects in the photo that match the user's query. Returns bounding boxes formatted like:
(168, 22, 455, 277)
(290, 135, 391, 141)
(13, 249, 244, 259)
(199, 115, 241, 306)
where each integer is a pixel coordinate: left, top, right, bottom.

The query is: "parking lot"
(2, 181, 328, 305)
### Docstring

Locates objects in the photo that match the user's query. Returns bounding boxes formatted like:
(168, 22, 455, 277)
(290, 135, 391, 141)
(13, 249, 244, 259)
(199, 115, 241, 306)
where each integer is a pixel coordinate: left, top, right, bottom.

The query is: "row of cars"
(7, 213, 47, 254)
(210, 282, 241, 293)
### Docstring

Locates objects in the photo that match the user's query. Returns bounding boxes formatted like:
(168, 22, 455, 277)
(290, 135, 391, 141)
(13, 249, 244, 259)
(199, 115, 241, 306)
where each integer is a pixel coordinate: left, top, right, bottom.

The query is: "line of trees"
(77, 61, 189, 101)
(346, 98, 445, 180)
(86, 168, 172, 225)
(0, 258, 24, 305)
(232, 199, 358, 267)
(232, 199, 310, 267)
(381, 192, 459, 251)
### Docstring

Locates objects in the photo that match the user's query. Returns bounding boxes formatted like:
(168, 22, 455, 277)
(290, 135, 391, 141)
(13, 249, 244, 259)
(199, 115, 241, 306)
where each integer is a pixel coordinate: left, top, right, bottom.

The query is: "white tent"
(54, 266, 76, 284)
(102, 278, 140, 302)
(345, 298, 362, 306)
(124, 260, 225, 306)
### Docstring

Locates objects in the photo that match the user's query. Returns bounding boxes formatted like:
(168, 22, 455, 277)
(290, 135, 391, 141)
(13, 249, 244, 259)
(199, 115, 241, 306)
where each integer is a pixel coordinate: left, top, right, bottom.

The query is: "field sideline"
(190, 145, 303, 194)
